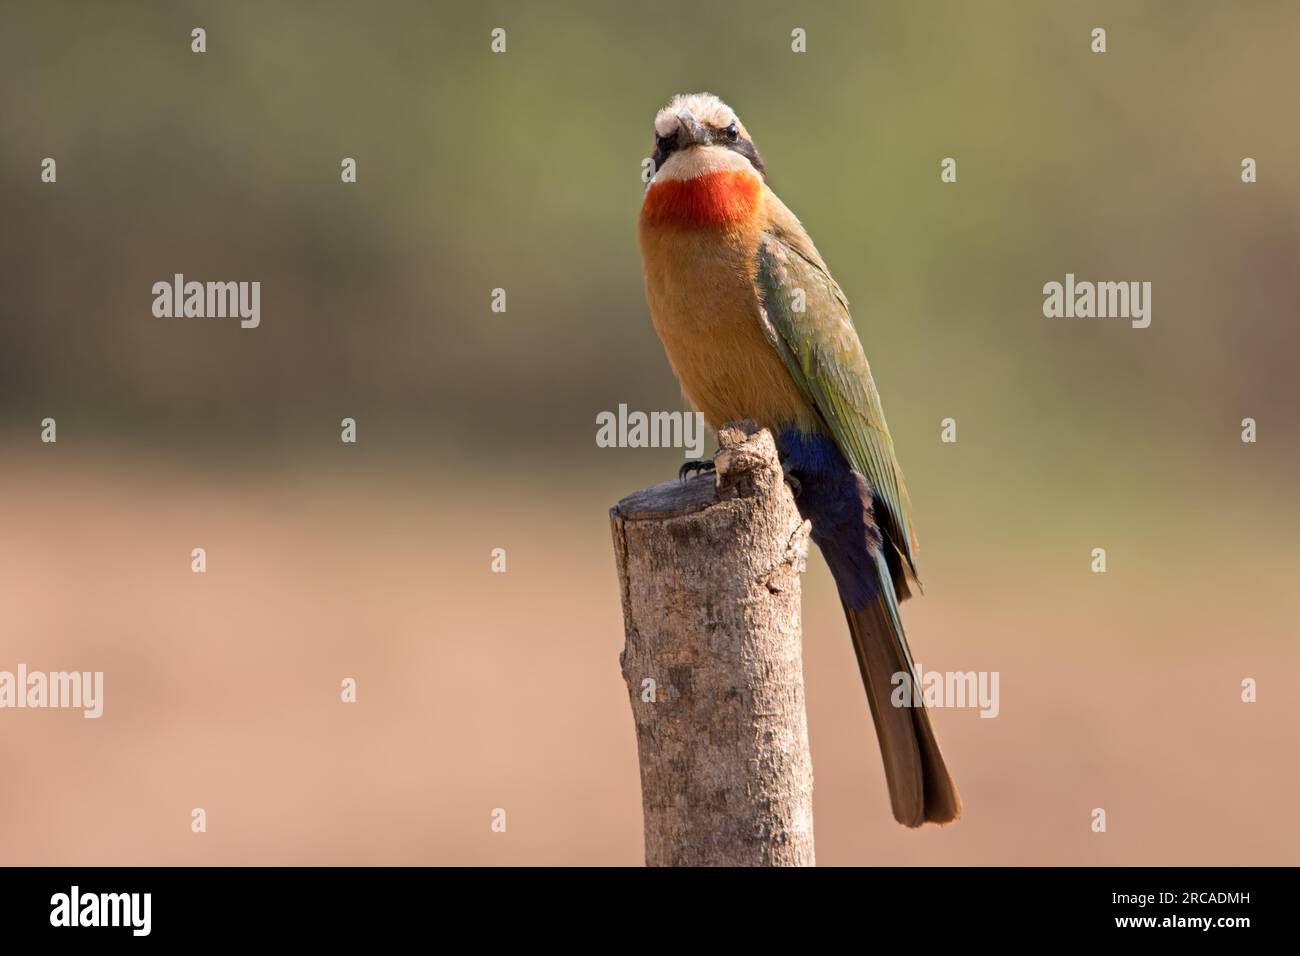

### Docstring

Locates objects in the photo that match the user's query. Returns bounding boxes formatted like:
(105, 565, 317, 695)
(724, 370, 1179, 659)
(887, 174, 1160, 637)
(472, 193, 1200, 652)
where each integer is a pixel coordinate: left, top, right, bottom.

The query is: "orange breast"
(637, 185, 820, 434)
(641, 170, 762, 228)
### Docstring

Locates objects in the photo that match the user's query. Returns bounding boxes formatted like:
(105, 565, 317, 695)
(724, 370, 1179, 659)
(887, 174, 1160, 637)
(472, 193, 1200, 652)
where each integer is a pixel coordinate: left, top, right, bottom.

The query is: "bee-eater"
(637, 93, 960, 827)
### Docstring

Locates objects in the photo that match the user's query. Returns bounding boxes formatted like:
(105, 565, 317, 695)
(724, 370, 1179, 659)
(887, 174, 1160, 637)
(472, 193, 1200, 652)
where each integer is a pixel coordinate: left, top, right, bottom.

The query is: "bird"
(637, 92, 960, 827)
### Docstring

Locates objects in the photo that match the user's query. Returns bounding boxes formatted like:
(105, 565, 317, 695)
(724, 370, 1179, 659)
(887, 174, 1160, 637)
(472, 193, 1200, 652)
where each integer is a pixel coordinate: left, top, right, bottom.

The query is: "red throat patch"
(641, 170, 762, 228)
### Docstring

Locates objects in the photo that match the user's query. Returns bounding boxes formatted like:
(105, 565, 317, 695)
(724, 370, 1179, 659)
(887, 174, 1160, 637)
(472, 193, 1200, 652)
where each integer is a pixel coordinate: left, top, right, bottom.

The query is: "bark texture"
(610, 421, 815, 867)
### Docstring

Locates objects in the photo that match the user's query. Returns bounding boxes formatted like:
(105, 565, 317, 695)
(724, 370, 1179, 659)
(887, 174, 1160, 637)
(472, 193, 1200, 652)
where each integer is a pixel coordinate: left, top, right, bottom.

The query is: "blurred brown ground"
(3, 444, 1294, 866)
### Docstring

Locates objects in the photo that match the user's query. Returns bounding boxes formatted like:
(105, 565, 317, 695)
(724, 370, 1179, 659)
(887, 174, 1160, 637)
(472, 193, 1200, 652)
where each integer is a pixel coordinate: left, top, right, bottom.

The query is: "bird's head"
(649, 92, 766, 184)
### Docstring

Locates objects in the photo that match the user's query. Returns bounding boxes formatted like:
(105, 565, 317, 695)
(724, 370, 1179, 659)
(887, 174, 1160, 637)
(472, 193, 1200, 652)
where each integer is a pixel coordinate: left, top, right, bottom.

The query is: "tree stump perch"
(610, 421, 816, 866)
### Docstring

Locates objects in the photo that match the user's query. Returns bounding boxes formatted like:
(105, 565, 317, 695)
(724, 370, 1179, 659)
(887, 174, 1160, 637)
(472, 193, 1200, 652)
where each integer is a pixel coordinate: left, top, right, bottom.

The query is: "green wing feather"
(754, 193, 920, 589)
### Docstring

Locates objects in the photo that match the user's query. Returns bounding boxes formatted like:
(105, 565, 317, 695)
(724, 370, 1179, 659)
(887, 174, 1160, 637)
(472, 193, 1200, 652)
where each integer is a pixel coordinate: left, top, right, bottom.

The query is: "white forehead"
(653, 92, 738, 137)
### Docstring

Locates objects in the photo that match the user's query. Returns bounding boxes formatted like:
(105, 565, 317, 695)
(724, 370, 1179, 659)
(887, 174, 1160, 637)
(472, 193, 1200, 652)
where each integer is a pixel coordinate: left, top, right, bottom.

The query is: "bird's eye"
(656, 132, 677, 151)
(724, 122, 739, 142)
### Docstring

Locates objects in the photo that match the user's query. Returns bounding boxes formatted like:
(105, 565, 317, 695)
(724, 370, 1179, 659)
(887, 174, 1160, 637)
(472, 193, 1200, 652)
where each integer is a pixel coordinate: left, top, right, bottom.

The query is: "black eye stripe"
(647, 126, 766, 180)
(651, 131, 679, 172)
(726, 137, 766, 177)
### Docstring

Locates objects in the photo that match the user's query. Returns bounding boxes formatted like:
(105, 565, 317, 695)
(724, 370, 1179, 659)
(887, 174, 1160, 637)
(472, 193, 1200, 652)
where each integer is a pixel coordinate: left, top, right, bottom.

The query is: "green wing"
(754, 197, 920, 590)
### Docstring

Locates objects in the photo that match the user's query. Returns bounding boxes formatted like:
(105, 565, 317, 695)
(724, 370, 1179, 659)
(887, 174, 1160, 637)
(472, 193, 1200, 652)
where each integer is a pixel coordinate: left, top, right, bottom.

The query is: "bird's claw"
(782, 463, 802, 498)
(678, 459, 717, 483)
(678, 457, 799, 497)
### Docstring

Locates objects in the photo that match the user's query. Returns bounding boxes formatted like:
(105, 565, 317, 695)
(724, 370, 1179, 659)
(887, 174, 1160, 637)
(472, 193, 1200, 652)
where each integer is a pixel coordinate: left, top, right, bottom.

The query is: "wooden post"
(610, 421, 816, 867)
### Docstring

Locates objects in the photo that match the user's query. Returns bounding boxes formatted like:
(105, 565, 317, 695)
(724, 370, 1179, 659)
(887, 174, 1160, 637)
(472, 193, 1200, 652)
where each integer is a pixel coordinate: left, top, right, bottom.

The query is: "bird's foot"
(678, 459, 716, 483)
(782, 462, 802, 498)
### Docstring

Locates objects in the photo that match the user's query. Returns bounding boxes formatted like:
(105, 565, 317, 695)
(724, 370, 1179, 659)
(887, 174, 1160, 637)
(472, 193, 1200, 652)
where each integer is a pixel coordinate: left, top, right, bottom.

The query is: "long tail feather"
(843, 554, 961, 827)
(781, 428, 960, 826)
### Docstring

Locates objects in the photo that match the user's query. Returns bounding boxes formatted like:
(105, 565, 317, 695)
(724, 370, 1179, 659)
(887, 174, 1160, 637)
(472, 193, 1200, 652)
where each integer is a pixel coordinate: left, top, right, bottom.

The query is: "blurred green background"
(1, 1, 1297, 865)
